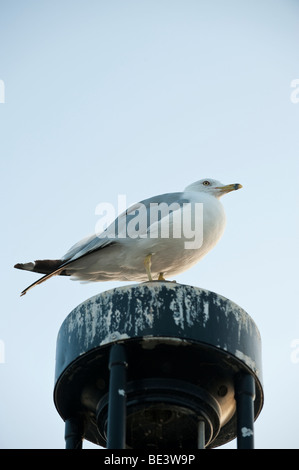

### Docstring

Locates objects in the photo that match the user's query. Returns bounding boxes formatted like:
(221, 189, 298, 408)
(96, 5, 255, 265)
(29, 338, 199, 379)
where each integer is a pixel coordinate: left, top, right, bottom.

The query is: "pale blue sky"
(1, 0, 299, 448)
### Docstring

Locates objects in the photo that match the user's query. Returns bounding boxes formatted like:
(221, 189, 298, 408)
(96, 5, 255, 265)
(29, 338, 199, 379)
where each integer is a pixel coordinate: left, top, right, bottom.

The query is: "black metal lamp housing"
(54, 282, 263, 449)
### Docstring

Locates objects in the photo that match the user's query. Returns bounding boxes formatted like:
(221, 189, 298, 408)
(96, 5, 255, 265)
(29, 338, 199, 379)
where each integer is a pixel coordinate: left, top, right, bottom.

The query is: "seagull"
(14, 178, 242, 296)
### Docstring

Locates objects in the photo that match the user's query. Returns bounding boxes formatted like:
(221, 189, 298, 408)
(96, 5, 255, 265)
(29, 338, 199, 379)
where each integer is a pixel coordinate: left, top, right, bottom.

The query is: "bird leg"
(158, 272, 166, 281)
(144, 254, 153, 281)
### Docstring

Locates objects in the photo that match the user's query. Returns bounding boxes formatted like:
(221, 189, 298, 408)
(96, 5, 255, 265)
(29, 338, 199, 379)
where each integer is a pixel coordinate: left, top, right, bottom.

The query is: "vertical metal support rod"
(107, 343, 128, 449)
(197, 419, 205, 449)
(235, 373, 256, 449)
(65, 416, 83, 449)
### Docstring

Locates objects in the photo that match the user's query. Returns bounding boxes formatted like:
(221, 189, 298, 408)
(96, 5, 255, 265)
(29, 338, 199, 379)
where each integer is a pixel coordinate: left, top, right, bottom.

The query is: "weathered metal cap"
(54, 282, 263, 448)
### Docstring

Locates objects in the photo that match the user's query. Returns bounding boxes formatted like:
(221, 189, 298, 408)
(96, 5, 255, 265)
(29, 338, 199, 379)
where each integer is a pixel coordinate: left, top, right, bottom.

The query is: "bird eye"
(202, 180, 211, 186)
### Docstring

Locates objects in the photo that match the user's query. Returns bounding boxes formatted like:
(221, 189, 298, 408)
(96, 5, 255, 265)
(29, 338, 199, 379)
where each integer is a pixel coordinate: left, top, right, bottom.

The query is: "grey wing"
(62, 191, 190, 261)
(61, 232, 113, 262)
(113, 191, 191, 238)
(17, 192, 190, 295)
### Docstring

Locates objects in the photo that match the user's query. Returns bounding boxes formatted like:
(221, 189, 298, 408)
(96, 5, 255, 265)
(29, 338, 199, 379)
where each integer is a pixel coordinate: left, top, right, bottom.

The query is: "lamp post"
(54, 282, 263, 449)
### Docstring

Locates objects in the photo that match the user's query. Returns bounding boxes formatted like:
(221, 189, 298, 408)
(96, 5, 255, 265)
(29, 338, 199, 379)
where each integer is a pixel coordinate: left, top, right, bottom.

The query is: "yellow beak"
(216, 183, 243, 194)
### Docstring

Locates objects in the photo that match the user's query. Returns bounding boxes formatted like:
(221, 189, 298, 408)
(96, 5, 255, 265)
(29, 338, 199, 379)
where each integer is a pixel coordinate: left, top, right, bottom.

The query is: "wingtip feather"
(14, 262, 35, 271)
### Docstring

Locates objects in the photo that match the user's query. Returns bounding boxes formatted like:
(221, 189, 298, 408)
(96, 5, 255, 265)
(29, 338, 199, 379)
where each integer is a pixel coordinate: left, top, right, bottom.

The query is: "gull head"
(184, 178, 243, 198)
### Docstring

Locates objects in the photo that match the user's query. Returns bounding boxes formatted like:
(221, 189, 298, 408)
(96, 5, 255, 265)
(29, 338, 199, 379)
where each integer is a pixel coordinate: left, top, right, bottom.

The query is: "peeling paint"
(202, 300, 209, 326)
(56, 282, 262, 385)
(100, 332, 130, 346)
(241, 427, 254, 437)
(55, 282, 263, 449)
(235, 349, 259, 376)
